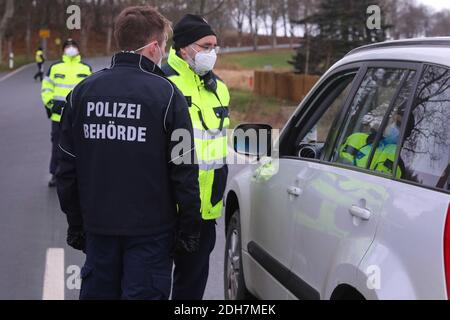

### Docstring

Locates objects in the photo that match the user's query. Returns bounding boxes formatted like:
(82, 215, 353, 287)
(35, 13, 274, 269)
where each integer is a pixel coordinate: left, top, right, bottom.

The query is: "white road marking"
(42, 248, 65, 300)
(0, 63, 33, 83)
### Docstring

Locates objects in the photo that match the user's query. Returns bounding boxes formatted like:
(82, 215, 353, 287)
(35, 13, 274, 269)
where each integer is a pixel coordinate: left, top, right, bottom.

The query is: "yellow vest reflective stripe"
(371, 144, 402, 178)
(41, 55, 92, 122)
(165, 48, 230, 220)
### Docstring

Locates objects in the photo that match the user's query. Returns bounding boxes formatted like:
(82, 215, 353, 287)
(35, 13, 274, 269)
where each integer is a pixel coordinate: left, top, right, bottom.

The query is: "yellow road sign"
(39, 29, 50, 38)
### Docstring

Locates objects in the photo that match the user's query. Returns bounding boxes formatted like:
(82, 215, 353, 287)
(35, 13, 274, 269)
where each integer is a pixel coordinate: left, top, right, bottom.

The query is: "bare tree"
(259, 0, 277, 47)
(269, 2, 285, 48)
(290, 0, 315, 74)
(394, 0, 431, 38)
(104, 0, 128, 54)
(280, 0, 289, 38)
(0, 0, 14, 64)
(247, 0, 265, 51)
(429, 9, 450, 37)
(230, 0, 247, 47)
(287, 0, 303, 48)
(203, 0, 227, 16)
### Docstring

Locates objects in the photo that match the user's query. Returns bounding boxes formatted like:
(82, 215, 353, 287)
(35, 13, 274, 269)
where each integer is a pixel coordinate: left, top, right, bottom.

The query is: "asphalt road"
(0, 56, 243, 300)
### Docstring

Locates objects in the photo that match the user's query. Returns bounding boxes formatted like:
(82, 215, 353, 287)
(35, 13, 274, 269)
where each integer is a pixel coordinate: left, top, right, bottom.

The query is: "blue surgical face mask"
(383, 123, 400, 145)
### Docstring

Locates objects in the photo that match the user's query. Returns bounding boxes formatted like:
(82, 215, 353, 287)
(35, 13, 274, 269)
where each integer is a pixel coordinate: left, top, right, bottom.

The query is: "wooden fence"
(254, 70, 320, 102)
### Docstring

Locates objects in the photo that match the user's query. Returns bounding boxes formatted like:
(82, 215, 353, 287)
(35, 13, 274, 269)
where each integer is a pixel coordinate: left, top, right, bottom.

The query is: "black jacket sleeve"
(165, 87, 202, 236)
(56, 92, 83, 229)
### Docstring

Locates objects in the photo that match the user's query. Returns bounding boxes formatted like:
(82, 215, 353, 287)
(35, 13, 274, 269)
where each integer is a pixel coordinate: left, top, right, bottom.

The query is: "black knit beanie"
(63, 38, 78, 50)
(173, 14, 216, 50)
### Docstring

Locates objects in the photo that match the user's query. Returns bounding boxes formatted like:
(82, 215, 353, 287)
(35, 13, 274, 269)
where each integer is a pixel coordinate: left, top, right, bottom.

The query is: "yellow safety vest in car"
(371, 144, 402, 178)
(352, 141, 402, 178)
(164, 48, 230, 220)
(41, 54, 92, 122)
(35, 50, 44, 63)
(340, 132, 402, 177)
(339, 132, 370, 165)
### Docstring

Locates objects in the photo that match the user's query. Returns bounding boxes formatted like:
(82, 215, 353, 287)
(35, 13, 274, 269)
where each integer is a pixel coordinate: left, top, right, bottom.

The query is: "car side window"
(331, 67, 415, 177)
(399, 65, 450, 191)
(281, 72, 356, 158)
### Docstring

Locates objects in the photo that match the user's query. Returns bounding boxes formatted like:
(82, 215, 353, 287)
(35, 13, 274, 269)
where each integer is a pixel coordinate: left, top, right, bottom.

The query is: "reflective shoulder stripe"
(41, 88, 53, 93)
(198, 158, 227, 171)
(53, 96, 67, 101)
(54, 83, 76, 89)
(43, 76, 55, 86)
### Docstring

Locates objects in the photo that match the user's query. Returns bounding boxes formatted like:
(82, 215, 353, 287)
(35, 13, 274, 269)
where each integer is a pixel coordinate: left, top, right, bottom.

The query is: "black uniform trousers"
(34, 62, 44, 82)
(50, 121, 60, 175)
(172, 219, 216, 300)
(80, 231, 174, 300)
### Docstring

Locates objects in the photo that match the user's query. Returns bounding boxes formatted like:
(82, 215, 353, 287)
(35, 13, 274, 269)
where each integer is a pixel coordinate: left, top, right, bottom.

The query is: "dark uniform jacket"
(56, 52, 201, 237)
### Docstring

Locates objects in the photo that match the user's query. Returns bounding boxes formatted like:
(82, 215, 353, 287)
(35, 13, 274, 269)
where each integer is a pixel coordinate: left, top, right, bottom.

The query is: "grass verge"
(0, 55, 34, 72)
(229, 89, 295, 129)
(217, 49, 294, 71)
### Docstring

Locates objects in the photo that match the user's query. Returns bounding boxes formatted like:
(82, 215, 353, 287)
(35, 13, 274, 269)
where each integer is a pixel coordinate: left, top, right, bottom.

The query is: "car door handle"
(349, 205, 371, 220)
(287, 186, 302, 197)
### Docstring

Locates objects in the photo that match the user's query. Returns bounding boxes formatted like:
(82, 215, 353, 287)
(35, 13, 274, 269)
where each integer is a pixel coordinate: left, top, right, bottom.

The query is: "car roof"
(329, 37, 450, 72)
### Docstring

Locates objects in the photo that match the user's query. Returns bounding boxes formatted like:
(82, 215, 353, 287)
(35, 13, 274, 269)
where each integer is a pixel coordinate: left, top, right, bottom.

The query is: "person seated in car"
(339, 110, 404, 178)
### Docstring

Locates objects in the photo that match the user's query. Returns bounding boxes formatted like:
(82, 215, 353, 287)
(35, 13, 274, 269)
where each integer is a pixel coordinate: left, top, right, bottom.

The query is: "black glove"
(67, 226, 86, 252)
(51, 100, 65, 115)
(174, 231, 200, 256)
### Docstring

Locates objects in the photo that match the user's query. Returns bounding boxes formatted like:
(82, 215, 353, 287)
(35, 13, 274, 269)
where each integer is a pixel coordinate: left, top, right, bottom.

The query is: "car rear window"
(399, 64, 450, 191)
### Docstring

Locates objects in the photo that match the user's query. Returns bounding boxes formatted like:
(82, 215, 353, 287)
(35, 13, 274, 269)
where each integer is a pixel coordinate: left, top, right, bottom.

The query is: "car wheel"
(224, 209, 255, 300)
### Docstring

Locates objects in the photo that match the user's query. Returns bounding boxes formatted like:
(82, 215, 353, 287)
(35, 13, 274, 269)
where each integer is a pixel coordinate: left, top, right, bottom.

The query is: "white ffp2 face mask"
(64, 46, 79, 57)
(188, 46, 217, 76)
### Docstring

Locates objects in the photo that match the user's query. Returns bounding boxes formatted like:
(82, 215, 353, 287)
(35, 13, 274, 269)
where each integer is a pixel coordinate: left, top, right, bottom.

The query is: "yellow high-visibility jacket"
(35, 50, 44, 63)
(163, 48, 230, 220)
(41, 54, 92, 122)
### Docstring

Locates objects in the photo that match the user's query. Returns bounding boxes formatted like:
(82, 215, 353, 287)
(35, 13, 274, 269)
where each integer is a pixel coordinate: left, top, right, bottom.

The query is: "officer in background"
(41, 39, 92, 187)
(56, 6, 201, 300)
(163, 14, 230, 300)
(33, 46, 45, 82)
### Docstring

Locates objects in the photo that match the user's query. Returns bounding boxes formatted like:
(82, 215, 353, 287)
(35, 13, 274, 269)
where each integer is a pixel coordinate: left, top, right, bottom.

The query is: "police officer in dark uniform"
(56, 6, 201, 300)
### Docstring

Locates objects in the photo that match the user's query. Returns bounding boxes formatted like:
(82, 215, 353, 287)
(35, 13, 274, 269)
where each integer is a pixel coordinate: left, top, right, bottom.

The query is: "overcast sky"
(417, 0, 450, 11)
(254, 0, 450, 37)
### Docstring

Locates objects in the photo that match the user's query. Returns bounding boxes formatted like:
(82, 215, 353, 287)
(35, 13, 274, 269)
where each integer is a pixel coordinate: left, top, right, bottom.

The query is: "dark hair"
(114, 6, 171, 51)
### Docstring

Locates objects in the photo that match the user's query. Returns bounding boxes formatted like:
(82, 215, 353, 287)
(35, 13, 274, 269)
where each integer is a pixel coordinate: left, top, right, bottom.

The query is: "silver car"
(224, 38, 450, 300)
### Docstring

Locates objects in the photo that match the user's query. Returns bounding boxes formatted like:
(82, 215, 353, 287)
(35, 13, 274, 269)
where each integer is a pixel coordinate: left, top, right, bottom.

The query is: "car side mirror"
(233, 123, 272, 159)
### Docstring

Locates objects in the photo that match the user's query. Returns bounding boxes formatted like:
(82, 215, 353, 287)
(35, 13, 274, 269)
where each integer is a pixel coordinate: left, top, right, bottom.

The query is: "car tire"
(224, 209, 255, 300)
